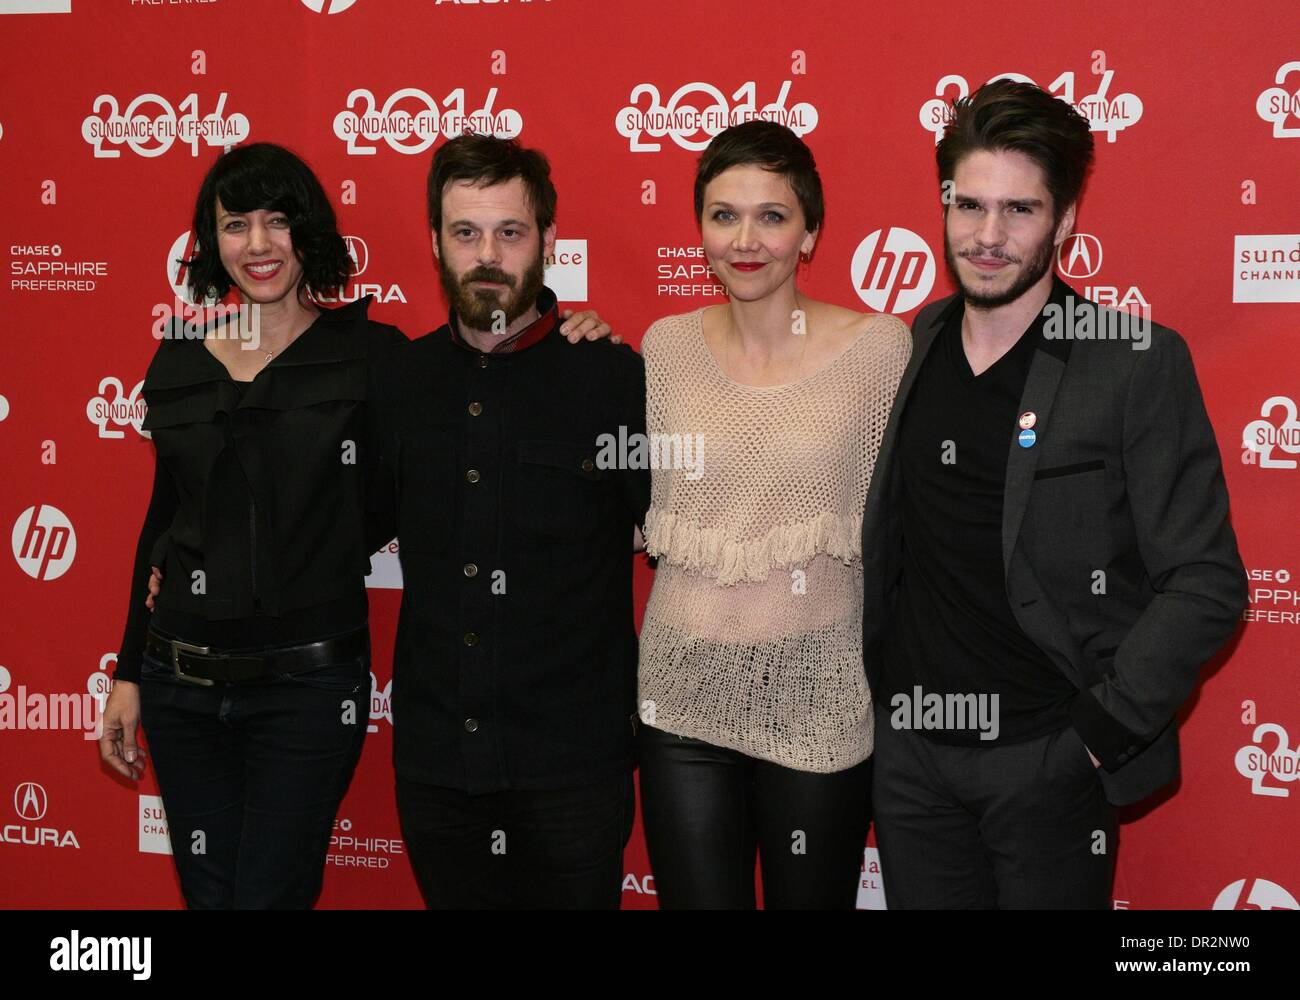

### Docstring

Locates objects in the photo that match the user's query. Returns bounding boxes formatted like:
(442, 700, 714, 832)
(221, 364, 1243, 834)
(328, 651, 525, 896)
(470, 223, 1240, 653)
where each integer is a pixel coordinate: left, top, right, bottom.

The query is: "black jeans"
(396, 770, 635, 909)
(138, 633, 371, 909)
(871, 702, 1117, 908)
(638, 724, 871, 909)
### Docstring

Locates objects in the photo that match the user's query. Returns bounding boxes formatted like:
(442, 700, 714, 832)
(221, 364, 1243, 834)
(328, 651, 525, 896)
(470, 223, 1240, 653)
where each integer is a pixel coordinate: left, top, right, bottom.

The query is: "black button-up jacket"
(375, 290, 649, 793)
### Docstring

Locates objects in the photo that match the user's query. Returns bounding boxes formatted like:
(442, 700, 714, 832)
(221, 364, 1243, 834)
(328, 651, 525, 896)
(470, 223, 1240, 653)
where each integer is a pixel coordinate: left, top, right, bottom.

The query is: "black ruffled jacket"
(115, 297, 406, 682)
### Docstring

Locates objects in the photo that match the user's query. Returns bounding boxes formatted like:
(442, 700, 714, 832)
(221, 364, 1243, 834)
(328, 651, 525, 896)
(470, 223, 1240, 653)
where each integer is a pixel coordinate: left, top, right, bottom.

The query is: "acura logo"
(344, 235, 369, 276)
(14, 781, 47, 822)
(1057, 233, 1103, 279)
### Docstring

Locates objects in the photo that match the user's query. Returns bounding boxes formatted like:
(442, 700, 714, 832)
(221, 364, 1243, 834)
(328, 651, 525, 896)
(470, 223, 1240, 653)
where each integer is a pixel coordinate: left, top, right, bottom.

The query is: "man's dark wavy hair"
(937, 79, 1095, 222)
(184, 142, 351, 301)
(426, 132, 557, 236)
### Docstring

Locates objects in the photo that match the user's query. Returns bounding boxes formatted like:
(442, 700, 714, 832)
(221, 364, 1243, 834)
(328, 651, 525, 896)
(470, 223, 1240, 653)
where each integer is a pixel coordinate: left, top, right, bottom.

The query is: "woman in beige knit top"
(637, 121, 910, 908)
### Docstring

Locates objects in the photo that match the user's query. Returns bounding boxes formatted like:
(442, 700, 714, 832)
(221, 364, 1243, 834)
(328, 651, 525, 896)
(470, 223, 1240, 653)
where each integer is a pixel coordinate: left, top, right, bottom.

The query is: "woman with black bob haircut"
(96, 141, 405, 909)
(185, 142, 354, 302)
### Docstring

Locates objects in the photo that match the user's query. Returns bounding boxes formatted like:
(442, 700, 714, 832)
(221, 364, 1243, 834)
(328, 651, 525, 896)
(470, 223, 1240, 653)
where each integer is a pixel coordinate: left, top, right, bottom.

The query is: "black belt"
(145, 627, 368, 686)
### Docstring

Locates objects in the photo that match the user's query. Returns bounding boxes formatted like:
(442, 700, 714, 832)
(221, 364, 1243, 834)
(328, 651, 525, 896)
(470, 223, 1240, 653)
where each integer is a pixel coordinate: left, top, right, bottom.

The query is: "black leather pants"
(638, 723, 871, 909)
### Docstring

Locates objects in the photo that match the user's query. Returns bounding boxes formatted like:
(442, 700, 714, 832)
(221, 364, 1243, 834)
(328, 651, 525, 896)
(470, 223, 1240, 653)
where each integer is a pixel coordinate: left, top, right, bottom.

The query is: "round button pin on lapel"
(1018, 411, 1037, 430)
(1018, 429, 1037, 448)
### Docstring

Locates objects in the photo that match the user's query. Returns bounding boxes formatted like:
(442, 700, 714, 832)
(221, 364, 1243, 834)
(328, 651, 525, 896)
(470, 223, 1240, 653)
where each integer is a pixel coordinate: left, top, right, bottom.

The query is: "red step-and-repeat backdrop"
(1, 0, 1297, 910)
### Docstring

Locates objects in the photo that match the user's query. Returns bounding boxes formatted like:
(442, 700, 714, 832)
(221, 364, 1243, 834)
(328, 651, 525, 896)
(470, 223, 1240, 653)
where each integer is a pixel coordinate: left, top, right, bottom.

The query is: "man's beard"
(944, 225, 1056, 310)
(439, 248, 545, 333)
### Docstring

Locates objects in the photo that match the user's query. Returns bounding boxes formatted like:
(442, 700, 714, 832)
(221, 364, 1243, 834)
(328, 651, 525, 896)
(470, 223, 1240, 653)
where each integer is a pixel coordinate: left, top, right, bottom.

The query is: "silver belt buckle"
(171, 639, 217, 687)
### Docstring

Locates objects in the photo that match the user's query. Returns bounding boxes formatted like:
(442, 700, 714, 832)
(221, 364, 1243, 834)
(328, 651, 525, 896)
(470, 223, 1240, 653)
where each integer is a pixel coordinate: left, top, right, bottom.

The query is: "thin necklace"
(258, 307, 317, 366)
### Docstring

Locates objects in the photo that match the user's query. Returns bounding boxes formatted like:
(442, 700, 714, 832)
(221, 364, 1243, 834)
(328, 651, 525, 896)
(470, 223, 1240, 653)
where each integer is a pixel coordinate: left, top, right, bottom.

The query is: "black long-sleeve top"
(375, 288, 650, 793)
(115, 296, 406, 682)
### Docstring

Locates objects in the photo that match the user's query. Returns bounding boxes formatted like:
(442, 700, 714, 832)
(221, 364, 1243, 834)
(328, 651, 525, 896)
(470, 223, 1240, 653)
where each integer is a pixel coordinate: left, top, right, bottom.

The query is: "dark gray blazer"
(861, 280, 1247, 806)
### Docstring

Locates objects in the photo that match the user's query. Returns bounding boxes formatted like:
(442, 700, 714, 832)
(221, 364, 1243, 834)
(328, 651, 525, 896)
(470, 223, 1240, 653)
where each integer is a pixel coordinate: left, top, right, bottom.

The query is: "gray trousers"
(872, 703, 1117, 909)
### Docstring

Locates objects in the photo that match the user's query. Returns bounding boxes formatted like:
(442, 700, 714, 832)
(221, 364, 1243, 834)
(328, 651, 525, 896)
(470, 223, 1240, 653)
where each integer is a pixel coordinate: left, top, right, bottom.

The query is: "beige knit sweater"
(638, 307, 911, 772)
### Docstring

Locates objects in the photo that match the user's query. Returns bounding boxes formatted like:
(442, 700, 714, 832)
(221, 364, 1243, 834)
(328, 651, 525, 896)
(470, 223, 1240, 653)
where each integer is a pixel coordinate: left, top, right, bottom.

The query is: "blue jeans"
(138, 634, 372, 909)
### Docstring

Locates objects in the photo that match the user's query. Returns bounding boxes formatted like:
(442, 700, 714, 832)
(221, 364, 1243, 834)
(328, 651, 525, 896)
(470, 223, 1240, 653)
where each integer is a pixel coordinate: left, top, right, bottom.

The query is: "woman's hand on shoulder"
(560, 309, 622, 344)
(145, 565, 162, 611)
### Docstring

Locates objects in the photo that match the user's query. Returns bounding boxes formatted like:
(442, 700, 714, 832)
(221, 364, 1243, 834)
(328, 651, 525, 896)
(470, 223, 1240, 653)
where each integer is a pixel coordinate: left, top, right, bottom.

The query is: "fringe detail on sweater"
(644, 508, 861, 586)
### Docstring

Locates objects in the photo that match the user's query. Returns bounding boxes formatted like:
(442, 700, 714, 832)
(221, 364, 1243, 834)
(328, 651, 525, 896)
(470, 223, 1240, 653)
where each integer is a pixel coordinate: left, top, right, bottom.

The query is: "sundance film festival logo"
(920, 68, 1142, 144)
(368, 672, 393, 733)
(87, 378, 148, 440)
(81, 92, 249, 158)
(1233, 235, 1300, 303)
(1235, 721, 1300, 797)
(851, 227, 935, 314)
(12, 504, 76, 581)
(1255, 61, 1300, 138)
(88, 654, 115, 713)
(1213, 878, 1297, 910)
(1241, 396, 1300, 470)
(617, 80, 818, 152)
(333, 87, 522, 155)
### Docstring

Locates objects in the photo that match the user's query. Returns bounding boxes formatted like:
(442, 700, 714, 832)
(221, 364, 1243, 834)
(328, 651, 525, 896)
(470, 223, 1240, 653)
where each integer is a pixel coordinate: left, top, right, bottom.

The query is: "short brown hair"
(937, 79, 1094, 220)
(694, 121, 824, 234)
(426, 133, 557, 235)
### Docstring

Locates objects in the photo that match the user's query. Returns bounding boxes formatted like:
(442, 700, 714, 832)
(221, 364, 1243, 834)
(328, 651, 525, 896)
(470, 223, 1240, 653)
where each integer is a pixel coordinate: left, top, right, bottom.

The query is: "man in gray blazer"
(863, 79, 1247, 908)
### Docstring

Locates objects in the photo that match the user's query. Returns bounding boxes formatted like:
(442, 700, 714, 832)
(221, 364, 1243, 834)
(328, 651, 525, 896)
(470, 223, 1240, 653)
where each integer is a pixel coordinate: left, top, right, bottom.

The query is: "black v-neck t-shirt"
(881, 298, 1075, 745)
